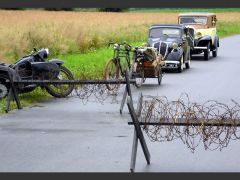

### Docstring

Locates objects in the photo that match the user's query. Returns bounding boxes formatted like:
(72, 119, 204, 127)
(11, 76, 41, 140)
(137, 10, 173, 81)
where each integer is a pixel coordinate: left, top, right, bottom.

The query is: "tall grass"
(0, 10, 240, 63)
(0, 10, 155, 62)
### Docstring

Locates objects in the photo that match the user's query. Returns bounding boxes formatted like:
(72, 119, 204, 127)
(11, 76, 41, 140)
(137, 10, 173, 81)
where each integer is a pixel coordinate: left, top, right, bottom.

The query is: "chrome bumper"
(162, 60, 180, 69)
(193, 46, 208, 50)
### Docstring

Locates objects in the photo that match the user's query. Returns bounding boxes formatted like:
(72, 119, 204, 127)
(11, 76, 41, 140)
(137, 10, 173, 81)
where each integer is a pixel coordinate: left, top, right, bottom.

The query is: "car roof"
(150, 24, 184, 29)
(178, 12, 216, 17)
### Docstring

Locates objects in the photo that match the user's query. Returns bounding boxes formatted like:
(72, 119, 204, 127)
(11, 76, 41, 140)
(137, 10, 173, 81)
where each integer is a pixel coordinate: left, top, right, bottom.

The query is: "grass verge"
(0, 87, 51, 114)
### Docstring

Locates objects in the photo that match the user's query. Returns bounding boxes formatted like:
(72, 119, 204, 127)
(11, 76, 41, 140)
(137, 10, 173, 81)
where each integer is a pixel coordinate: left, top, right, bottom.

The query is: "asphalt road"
(1, 35, 240, 172)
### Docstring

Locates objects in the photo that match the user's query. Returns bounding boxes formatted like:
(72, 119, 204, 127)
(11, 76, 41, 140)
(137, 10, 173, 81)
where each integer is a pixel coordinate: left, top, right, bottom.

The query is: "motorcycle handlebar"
(28, 48, 38, 56)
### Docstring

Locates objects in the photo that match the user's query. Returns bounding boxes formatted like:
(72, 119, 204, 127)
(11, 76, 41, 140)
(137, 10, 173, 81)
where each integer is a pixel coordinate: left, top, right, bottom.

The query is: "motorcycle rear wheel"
(45, 66, 74, 98)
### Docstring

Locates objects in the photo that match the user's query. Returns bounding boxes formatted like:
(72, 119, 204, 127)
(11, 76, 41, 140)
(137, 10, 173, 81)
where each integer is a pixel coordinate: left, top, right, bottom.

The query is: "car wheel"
(212, 46, 218, 57)
(204, 42, 210, 60)
(177, 55, 184, 73)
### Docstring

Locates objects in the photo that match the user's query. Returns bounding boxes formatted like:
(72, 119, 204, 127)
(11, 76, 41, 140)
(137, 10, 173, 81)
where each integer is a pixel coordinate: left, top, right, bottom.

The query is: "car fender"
(166, 48, 184, 61)
(213, 36, 219, 48)
(197, 35, 212, 47)
(0, 64, 10, 72)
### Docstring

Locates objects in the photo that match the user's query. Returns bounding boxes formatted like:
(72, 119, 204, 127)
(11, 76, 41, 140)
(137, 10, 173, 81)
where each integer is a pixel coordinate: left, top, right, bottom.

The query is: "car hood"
(185, 24, 209, 29)
(148, 37, 182, 46)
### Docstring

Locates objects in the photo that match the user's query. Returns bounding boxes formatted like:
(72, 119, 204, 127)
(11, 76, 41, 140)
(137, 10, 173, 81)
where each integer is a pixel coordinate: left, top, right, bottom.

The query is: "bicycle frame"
(110, 43, 131, 77)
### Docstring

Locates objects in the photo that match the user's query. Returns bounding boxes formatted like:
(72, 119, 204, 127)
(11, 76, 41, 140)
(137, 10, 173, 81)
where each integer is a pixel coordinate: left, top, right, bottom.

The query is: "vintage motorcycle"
(0, 48, 74, 98)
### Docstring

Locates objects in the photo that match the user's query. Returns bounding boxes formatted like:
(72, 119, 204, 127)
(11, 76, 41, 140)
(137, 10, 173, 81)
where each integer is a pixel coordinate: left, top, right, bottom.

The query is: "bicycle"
(104, 42, 132, 90)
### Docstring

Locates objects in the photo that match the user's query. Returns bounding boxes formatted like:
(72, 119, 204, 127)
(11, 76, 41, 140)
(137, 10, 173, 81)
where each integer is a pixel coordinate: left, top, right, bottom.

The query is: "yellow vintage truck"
(178, 13, 219, 60)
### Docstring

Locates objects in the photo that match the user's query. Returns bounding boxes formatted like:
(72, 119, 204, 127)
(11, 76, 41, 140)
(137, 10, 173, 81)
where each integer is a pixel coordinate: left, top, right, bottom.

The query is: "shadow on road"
(191, 54, 215, 61)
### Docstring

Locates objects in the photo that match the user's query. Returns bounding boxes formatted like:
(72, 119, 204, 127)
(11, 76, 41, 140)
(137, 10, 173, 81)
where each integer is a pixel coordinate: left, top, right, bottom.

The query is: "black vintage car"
(148, 24, 191, 73)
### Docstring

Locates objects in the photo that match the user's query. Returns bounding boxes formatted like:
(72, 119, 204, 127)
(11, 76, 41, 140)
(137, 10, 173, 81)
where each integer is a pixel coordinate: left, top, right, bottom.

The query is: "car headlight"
(195, 32, 202, 39)
(172, 42, 178, 49)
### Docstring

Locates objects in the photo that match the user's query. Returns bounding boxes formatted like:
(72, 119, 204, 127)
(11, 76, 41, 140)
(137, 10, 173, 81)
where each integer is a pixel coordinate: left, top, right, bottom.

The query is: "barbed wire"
(71, 83, 123, 104)
(45, 69, 133, 104)
(140, 93, 240, 152)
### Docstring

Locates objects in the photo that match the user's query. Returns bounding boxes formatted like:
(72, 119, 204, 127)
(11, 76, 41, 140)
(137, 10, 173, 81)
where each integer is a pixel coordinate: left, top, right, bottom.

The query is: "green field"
(1, 9, 240, 113)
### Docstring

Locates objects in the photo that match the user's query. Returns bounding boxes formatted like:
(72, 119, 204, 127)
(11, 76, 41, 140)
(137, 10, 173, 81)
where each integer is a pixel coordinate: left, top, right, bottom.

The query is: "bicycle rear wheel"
(104, 58, 120, 91)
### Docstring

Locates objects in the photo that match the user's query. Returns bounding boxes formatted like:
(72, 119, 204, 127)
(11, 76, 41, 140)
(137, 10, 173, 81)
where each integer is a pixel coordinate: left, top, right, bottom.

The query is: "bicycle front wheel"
(104, 58, 120, 91)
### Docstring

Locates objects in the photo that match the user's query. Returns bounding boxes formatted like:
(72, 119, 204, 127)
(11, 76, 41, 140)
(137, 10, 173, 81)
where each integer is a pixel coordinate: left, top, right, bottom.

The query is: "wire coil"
(140, 93, 240, 152)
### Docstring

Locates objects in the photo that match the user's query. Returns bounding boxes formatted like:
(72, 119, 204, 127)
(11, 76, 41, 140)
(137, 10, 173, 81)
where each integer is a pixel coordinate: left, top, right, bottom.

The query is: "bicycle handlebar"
(108, 42, 133, 51)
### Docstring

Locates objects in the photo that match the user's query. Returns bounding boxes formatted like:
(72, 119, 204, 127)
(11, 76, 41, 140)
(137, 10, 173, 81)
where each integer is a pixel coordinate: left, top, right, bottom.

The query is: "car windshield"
(149, 27, 181, 38)
(179, 16, 207, 25)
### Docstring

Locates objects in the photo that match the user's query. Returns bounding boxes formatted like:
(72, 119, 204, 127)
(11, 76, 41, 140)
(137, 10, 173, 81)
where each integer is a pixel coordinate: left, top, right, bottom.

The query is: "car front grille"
(153, 41, 168, 59)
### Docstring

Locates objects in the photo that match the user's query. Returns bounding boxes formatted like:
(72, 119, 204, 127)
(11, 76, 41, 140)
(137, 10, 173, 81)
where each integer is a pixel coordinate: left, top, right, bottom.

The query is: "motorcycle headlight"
(195, 32, 202, 39)
(45, 48, 49, 56)
(113, 44, 120, 50)
(42, 48, 49, 58)
(172, 42, 178, 49)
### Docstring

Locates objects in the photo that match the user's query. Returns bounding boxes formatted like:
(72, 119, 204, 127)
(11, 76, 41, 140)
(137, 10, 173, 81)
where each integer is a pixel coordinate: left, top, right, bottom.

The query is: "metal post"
(11, 86, 21, 110)
(128, 92, 143, 172)
(5, 88, 13, 113)
(130, 129, 138, 172)
(125, 70, 133, 101)
(136, 93, 143, 117)
(127, 96, 151, 171)
(5, 70, 22, 113)
(120, 87, 127, 114)
(120, 65, 134, 114)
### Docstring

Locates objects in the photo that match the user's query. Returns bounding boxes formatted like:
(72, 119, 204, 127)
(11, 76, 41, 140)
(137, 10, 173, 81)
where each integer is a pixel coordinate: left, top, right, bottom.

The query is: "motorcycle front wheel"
(45, 66, 74, 98)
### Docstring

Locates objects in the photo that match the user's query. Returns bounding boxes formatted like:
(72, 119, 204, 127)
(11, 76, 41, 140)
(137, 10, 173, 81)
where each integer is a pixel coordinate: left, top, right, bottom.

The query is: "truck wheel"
(204, 43, 210, 60)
